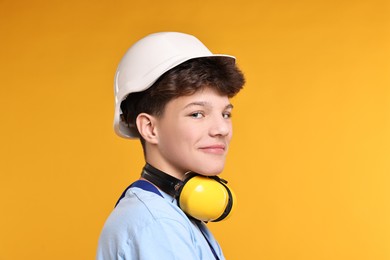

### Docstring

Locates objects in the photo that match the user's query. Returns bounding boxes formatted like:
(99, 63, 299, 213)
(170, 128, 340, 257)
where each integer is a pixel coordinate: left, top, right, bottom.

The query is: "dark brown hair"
(120, 56, 245, 146)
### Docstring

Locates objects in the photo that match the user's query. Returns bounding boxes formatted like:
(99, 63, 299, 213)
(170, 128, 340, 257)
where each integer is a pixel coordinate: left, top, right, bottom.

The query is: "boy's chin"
(193, 167, 224, 177)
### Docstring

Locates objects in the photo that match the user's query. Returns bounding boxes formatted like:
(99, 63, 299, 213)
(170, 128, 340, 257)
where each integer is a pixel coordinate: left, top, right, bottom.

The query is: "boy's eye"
(190, 112, 204, 118)
(222, 112, 232, 119)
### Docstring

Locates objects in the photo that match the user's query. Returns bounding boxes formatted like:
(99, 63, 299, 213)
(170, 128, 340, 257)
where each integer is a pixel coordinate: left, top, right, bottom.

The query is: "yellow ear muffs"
(140, 164, 236, 222)
(178, 175, 235, 222)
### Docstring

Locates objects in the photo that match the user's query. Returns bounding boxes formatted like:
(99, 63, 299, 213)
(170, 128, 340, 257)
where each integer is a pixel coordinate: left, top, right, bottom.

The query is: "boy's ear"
(136, 113, 158, 144)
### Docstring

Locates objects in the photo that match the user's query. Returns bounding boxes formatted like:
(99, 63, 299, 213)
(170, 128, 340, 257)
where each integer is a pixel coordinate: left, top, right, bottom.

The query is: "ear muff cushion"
(212, 180, 235, 222)
(178, 175, 234, 222)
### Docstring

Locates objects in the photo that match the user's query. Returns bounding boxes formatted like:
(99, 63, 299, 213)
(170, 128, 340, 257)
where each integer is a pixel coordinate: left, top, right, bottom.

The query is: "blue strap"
(115, 180, 163, 207)
(195, 221, 220, 260)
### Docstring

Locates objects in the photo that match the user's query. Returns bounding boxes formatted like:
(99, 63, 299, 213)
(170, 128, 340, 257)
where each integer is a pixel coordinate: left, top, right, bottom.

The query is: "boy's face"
(152, 87, 233, 179)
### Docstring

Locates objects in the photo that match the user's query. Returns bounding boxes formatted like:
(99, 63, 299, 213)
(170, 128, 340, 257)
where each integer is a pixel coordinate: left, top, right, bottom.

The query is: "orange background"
(1, 0, 389, 259)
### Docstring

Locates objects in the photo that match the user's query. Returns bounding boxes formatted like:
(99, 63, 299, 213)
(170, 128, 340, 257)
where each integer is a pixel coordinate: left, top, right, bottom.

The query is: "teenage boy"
(97, 32, 245, 260)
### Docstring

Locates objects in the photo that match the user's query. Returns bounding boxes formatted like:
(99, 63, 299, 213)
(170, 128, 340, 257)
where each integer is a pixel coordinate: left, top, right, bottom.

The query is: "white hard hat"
(113, 32, 236, 138)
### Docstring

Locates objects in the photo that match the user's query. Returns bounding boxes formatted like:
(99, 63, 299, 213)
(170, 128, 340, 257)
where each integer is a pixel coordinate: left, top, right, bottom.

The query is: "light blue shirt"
(97, 184, 225, 260)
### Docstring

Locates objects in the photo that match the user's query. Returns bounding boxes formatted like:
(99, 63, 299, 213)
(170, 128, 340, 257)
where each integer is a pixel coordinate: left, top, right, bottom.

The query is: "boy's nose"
(209, 117, 231, 137)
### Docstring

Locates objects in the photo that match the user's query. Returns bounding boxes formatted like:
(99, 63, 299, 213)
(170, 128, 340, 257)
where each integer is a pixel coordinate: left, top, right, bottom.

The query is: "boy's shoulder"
(100, 186, 192, 236)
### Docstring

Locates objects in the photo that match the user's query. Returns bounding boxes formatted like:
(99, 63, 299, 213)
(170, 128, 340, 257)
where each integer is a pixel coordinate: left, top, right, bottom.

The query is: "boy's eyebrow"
(183, 101, 234, 110)
(226, 104, 234, 109)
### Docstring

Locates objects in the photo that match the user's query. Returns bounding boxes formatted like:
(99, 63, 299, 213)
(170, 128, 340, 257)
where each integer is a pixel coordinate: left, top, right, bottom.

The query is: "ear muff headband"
(141, 164, 234, 222)
(142, 163, 182, 197)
